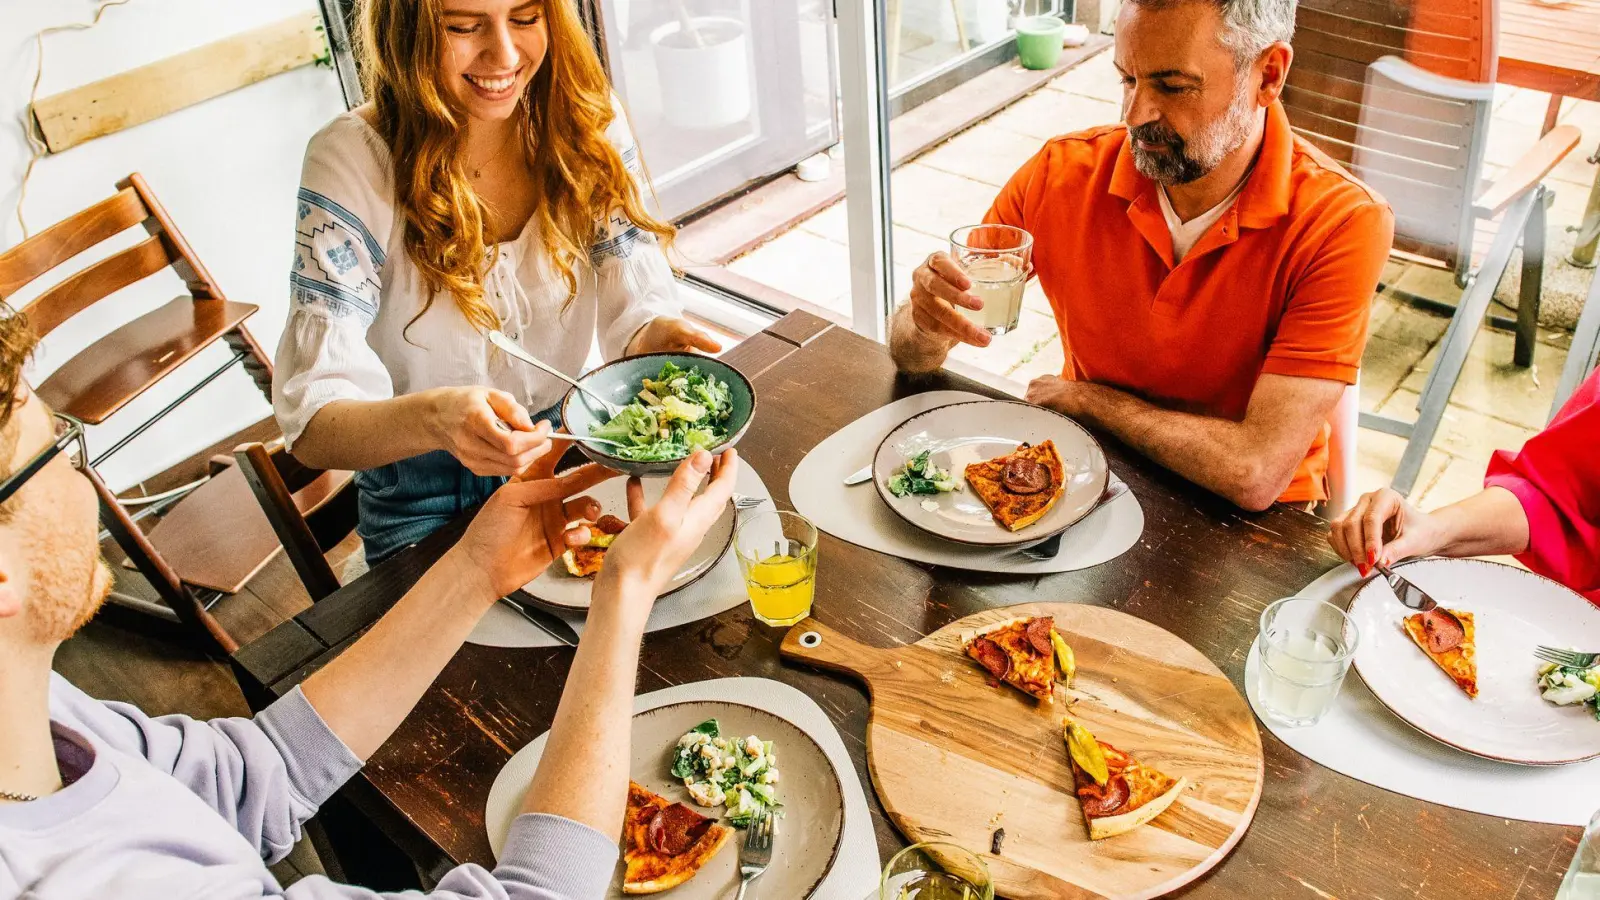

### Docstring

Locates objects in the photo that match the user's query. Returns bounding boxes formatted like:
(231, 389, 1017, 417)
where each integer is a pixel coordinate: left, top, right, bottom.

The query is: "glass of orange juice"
(733, 510, 817, 626)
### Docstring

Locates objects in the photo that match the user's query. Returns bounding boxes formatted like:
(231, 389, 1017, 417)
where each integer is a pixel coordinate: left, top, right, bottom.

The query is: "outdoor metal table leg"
(1570, 141, 1600, 268)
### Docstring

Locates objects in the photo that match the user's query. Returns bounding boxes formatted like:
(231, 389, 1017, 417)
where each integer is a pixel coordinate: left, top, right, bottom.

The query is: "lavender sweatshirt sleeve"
(49, 675, 619, 899)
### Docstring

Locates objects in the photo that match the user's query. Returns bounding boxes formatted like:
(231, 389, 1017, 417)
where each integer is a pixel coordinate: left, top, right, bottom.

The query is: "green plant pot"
(1015, 15, 1067, 70)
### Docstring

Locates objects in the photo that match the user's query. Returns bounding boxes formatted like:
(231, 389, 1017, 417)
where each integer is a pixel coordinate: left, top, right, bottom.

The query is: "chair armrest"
(1474, 125, 1582, 219)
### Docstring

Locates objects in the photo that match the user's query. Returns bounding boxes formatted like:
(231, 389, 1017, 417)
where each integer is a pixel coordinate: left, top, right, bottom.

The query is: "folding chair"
(0, 174, 275, 653)
(1281, 0, 1581, 495)
(1552, 273, 1600, 417)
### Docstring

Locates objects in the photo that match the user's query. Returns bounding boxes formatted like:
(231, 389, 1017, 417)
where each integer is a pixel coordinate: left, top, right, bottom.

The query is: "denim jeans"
(355, 402, 562, 564)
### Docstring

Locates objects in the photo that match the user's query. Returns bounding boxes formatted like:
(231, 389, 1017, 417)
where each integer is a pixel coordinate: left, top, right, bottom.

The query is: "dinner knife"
(499, 595, 581, 646)
(843, 465, 872, 486)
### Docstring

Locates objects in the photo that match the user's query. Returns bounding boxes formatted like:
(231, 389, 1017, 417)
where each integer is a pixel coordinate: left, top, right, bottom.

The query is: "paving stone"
(990, 89, 1120, 141)
(726, 229, 852, 310)
(1373, 295, 1450, 347)
(917, 125, 1043, 187)
(889, 163, 1006, 244)
(1398, 324, 1567, 430)
(1352, 428, 1452, 501)
(1376, 388, 1537, 466)
(1005, 330, 1068, 384)
(1417, 453, 1497, 510)
(1360, 333, 1427, 412)
(1048, 48, 1123, 103)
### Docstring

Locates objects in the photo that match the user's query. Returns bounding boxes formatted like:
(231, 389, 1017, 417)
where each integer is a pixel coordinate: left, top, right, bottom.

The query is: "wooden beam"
(31, 13, 327, 154)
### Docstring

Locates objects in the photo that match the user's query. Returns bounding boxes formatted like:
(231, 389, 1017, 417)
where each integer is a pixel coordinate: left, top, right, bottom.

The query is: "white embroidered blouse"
(273, 102, 681, 448)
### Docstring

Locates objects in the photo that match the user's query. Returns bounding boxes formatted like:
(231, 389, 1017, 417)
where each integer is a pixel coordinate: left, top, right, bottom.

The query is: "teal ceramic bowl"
(560, 352, 757, 478)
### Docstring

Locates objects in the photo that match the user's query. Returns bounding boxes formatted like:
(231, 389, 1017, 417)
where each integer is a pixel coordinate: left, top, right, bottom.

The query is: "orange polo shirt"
(985, 101, 1393, 504)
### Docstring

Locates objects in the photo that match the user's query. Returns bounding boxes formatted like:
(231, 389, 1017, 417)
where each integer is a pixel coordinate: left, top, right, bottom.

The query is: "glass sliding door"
(588, 0, 840, 221)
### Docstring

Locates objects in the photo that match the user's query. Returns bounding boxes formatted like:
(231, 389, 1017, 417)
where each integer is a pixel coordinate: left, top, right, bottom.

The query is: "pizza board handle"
(779, 616, 897, 690)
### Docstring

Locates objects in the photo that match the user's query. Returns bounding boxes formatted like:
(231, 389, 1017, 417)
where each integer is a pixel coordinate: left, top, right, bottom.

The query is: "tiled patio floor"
(726, 46, 1599, 510)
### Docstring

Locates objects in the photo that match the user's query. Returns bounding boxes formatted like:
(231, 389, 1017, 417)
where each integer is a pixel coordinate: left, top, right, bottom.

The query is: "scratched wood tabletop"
(237, 311, 1580, 899)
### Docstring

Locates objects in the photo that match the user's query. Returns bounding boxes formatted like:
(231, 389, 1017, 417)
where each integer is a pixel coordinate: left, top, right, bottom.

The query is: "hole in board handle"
(798, 631, 822, 649)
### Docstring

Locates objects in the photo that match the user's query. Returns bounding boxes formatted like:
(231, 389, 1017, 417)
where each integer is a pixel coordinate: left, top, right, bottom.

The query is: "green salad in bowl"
(561, 353, 756, 477)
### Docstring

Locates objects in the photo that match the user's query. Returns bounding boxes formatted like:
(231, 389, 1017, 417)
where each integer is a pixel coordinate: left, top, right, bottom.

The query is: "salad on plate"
(671, 718, 781, 828)
(590, 362, 734, 461)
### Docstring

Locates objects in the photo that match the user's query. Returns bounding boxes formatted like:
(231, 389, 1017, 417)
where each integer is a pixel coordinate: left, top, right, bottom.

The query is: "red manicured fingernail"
(1359, 564, 1369, 577)
(1366, 549, 1376, 567)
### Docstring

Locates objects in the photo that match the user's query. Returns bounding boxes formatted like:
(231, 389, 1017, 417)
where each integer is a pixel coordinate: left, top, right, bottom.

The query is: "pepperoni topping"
(1025, 617, 1055, 658)
(1001, 458, 1051, 495)
(1078, 774, 1131, 816)
(647, 803, 713, 856)
(971, 637, 1011, 680)
(595, 515, 629, 536)
(1419, 608, 1465, 654)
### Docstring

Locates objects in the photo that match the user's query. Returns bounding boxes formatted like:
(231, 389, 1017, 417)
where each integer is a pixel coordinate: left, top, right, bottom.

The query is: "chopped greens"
(670, 718, 781, 828)
(886, 450, 960, 497)
(590, 362, 734, 461)
(1537, 662, 1600, 720)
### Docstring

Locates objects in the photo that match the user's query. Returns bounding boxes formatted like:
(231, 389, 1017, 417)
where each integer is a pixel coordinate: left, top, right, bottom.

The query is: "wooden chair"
(233, 441, 358, 605)
(0, 173, 276, 653)
(1280, 0, 1582, 495)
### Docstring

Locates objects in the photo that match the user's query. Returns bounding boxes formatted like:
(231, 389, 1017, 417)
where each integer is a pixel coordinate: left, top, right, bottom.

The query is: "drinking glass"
(1557, 806, 1600, 898)
(880, 841, 995, 900)
(1255, 597, 1360, 728)
(949, 224, 1033, 336)
(733, 510, 817, 626)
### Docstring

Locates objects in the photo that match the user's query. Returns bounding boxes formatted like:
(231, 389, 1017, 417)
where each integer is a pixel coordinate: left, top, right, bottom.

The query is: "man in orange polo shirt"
(889, 0, 1393, 511)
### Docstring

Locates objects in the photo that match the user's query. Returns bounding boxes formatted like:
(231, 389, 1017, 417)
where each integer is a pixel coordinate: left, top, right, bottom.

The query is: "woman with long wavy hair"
(274, 0, 719, 563)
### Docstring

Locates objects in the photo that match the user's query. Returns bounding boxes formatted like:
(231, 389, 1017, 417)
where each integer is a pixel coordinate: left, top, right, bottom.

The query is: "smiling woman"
(273, 0, 724, 564)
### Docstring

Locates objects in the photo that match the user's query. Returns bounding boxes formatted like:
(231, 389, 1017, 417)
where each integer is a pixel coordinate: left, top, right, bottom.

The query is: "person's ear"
(1256, 42, 1293, 106)
(0, 546, 23, 622)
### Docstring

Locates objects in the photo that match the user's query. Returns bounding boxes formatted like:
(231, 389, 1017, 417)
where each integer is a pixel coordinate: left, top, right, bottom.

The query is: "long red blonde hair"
(358, 0, 675, 332)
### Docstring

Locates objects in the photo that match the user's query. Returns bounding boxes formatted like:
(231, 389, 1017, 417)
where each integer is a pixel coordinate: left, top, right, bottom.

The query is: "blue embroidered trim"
(590, 223, 641, 265)
(297, 187, 386, 267)
(290, 272, 379, 324)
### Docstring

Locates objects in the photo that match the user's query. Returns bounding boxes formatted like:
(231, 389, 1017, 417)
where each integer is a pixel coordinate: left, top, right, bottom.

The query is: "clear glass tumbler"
(1255, 597, 1360, 728)
(1557, 806, 1600, 898)
(733, 510, 817, 627)
(880, 841, 995, 900)
(948, 224, 1033, 336)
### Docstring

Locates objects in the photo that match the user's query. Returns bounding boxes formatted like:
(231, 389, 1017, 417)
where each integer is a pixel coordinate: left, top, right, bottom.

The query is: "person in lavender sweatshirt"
(0, 309, 740, 899)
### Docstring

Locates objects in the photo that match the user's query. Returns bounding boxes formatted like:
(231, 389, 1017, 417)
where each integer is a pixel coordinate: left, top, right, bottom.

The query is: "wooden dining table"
(235, 310, 1580, 898)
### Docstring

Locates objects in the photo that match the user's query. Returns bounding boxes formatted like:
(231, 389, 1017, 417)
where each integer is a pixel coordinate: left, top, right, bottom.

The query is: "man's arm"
(1027, 372, 1344, 511)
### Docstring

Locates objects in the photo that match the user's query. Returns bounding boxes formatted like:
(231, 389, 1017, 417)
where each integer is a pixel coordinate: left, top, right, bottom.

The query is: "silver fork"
(734, 811, 774, 899)
(1535, 646, 1600, 668)
(732, 494, 767, 511)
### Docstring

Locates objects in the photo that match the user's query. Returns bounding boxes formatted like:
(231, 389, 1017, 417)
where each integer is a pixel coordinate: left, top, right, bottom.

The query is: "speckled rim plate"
(871, 400, 1109, 547)
(1345, 557, 1600, 765)
(621, 701, 844, 898)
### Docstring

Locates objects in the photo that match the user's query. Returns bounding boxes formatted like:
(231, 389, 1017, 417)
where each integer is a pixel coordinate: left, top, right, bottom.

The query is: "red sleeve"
(1484, 368, 1600, 604)
(1262, 200, 1395, 384)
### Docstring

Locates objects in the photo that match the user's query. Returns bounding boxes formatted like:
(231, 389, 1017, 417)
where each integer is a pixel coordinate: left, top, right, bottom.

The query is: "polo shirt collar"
(1109, 100, 1294, 230)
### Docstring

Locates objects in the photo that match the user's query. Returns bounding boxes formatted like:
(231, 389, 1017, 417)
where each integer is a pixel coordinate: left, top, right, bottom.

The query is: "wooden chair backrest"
(0, 173, 225, 337)
(235, 441, 359, 604)
(1283, 0, 1497, 277)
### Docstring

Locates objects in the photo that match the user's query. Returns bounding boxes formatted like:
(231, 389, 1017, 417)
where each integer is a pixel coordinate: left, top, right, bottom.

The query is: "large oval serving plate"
(519, 475, 735, 611)
(1346, 557, 1600, 765)
(871, 400, 1109, 547)
(486, 700, 846, 899)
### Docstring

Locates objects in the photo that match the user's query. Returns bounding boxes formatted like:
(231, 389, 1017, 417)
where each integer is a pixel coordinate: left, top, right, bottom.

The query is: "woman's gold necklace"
(468, 131, 520, 180)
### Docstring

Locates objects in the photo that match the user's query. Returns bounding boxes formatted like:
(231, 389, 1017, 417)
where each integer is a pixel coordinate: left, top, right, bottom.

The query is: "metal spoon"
(488, 330, 622, 417)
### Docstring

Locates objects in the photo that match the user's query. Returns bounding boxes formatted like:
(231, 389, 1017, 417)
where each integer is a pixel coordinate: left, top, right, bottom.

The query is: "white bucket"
(650, 16, 752, 130)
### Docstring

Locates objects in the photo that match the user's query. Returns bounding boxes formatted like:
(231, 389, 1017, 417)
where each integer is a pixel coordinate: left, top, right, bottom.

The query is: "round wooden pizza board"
(780, 603, 1264, 900)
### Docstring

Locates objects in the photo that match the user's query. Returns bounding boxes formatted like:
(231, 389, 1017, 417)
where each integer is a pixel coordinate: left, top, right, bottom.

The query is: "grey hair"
(1127, 0, 1297, 67)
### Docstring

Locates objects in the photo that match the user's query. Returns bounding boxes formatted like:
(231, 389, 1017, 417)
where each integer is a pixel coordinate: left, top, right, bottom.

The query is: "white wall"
(1, 0, 347, 491)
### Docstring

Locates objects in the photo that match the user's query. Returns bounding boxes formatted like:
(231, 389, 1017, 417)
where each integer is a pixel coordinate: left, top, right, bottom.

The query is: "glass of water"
(949, 224, 1033, 336)
(880, 841, 994, 900)
(1255, 597, 1360, 728)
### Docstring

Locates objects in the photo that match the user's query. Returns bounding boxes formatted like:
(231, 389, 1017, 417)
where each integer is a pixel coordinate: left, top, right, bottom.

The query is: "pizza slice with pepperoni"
(1403, 607, 1478, 698)
(1065, 737, 1188, 841)
(961, 616, 1060, 701)
(621, 781, 731, 894)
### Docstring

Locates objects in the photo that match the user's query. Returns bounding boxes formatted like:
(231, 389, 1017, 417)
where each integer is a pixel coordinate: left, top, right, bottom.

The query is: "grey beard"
(1130, 82, 1259, 186)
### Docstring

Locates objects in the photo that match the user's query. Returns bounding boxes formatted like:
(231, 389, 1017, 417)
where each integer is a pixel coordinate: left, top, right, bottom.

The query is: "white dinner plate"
(870, 400, 1109, 546)
(1346, 557, 1600, 765)
(519, 477, 735, 611)
(485, 700, 846, 898)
